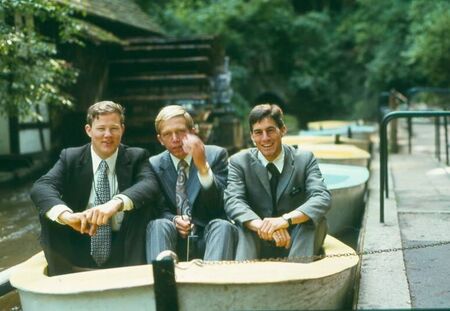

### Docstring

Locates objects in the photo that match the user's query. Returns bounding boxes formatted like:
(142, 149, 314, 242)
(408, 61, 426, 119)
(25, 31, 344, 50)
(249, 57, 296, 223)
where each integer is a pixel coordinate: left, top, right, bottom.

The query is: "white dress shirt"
(46, 147, 133, 231)
(169, 153, 213, 189)
(257, 147, 285, 177)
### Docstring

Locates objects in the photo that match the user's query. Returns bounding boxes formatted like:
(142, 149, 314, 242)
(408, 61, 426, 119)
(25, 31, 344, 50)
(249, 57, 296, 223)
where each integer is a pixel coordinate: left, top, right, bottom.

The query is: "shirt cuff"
(197, 166, 213, 189)
(113, 194, 133, 211)
(46, 205, 73, 224)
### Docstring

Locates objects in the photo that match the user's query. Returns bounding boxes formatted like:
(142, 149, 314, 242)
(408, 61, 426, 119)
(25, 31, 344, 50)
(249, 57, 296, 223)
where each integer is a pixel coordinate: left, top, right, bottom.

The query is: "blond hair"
(155, 105, 194, 134)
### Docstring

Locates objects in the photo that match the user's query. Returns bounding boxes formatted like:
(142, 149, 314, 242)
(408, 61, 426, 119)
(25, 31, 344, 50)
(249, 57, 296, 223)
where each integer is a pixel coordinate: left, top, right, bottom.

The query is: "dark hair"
(86, 101, 125, 125)
(248, 104, 285, 131)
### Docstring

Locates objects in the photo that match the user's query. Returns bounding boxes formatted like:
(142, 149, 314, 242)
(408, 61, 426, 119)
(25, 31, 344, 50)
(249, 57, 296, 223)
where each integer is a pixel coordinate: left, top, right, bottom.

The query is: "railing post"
(445, 116, 449, 165)
(407, 117, 412, 154)
(435, 117, 441, 161)
(379, 110, 450, 223)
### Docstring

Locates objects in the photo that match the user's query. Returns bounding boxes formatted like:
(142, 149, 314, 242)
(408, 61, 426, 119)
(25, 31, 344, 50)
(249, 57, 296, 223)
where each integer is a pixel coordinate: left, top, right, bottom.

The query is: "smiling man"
(31, 101, 159, 275)
(224, 104, 331, 261)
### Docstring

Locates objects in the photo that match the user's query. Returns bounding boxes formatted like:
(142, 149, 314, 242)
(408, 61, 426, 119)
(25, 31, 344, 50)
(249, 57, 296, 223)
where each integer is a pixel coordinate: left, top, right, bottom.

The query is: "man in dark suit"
(146, 105, 237, 262)
(224, 104, 331, 261)
(31, 101, 159, 276)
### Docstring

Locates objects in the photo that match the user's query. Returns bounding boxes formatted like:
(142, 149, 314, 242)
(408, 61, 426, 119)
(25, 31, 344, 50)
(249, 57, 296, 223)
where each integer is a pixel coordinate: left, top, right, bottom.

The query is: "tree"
(0, 0, 80, 120)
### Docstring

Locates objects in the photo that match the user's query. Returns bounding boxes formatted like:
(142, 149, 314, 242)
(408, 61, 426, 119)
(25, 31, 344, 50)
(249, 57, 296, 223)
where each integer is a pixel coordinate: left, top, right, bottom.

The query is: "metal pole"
(407, 117, 412, 154)
(435, 117, 441, 161)
(379, 110, 450, 223)
(445, 116, 449, 165)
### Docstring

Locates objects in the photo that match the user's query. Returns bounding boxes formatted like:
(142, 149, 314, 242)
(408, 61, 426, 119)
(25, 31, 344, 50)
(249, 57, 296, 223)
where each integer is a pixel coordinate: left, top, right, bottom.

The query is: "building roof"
(55, 0, 163, 35)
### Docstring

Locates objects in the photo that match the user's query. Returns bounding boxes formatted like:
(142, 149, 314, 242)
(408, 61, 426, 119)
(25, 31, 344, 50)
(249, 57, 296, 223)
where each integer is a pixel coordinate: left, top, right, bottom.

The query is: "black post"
(445, 116, 449, 166)
(153, 258, 179, 311)
(379, 110, 450, 223)
(407, 117, 412, 154)
(435, 117, 441, 161)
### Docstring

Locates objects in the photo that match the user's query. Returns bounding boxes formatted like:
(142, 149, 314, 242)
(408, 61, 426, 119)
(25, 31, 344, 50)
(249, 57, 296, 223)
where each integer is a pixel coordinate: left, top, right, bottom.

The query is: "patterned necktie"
(91, 160, 112, 266)
(267, 163, 280, 216)
(175, 159, 191, 218)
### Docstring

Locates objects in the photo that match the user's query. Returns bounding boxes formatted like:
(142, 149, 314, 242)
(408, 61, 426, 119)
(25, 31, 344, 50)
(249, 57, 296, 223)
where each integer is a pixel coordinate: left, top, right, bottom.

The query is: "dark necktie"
(91, 160, 112, 266)
(176, 159, 191, 218)
(266, 162, 280, 216)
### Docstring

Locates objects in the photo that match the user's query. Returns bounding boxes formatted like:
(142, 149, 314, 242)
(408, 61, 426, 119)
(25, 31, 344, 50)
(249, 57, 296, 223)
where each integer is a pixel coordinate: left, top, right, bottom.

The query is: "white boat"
(9, 235, 358, 311)
(307, 120, 356, 130)
(319, 164, 370, 235)
(300, 124, 376, 141)
(282, 135, 370, 152)
(299, 144, 371, 167)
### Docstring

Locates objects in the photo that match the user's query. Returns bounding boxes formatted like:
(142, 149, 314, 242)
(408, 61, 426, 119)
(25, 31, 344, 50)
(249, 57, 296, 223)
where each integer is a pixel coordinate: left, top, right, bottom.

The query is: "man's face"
(85, 113, 124, 159)
(157, 116, 193, 159)
(251, 117, 286, 162)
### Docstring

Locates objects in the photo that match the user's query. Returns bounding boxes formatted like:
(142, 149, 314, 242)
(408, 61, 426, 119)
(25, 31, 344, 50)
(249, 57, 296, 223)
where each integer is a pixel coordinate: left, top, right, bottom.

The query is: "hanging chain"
(175, 240, 450, 268)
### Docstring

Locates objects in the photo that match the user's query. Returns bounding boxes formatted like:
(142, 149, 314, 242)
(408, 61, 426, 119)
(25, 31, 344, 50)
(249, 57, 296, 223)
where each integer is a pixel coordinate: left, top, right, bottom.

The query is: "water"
(0, 183, 41, 272)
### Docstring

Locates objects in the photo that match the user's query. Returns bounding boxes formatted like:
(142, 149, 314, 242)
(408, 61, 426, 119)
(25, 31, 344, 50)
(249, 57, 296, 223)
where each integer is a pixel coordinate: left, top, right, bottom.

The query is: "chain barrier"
(175, 240, 450, 268)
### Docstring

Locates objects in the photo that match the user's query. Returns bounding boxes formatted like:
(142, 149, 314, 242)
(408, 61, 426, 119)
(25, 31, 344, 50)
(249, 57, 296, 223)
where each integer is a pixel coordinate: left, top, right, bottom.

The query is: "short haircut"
(86, 101, 125, 125)
(248, 103, 285, 131)
(155, 105, 194, 134)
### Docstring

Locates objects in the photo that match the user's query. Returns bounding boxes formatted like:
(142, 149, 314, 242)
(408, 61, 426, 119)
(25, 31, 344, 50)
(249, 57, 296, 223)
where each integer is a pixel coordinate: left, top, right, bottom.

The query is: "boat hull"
(11, 236, 358, 311)
(319, 164, 370, 235)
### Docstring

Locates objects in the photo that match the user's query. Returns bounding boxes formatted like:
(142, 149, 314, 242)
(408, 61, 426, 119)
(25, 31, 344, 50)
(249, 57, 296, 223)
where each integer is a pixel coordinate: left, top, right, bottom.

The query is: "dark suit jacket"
(30, 143, 160, 274)
(149, 145, 228, 228)
(224, 144, 331, 229)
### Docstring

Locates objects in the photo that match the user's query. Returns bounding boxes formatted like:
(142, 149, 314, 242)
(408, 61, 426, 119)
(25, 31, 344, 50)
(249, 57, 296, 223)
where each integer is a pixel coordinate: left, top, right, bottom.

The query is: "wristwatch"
(281, 213, 293, 227)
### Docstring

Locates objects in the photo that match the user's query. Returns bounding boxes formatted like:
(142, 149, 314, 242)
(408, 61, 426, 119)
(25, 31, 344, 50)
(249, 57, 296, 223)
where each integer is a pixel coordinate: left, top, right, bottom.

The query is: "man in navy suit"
(146, 105, 237, 262)
(224, 104, 331, 261)
(31, 101, 159, 275)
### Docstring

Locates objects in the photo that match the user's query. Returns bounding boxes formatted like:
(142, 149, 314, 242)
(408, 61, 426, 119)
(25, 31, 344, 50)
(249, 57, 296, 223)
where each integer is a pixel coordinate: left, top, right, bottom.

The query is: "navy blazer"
(149, 145, 228, 228)
(31, 143, 160, 270)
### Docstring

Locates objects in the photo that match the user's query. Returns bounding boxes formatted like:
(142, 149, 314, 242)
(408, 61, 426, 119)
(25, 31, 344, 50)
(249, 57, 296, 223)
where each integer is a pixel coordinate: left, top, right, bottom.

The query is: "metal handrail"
(379, 110, 450, 223)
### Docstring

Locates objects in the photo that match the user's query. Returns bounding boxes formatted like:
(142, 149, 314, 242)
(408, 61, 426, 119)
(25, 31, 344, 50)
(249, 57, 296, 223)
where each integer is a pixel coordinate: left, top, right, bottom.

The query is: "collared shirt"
(257, 146, 285, 178)
(169, 153, 213, 189)
(46, 146, 133, 231)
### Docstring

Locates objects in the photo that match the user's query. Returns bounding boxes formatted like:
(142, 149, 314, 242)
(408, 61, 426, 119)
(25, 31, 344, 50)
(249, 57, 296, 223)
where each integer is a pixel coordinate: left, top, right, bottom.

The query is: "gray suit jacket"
(224, 145, 331, 227)
(149, 145, 228, 228)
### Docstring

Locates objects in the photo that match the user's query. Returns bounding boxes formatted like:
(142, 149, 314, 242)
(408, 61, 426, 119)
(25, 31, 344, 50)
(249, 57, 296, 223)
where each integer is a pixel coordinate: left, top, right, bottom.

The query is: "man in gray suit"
(224, 104, 331, 261)
(146, 105, 237, 262)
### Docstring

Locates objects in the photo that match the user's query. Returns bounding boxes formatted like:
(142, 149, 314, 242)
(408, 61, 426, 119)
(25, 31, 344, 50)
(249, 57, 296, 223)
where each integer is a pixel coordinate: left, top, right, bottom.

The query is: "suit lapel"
(276, 145, 295, 202)
(158, 151, 177, 207)
(186, 157, 202, 205)
(77, 145, 93, 211)
(250, 149, 271, 195)
(115, 145, 132, 192)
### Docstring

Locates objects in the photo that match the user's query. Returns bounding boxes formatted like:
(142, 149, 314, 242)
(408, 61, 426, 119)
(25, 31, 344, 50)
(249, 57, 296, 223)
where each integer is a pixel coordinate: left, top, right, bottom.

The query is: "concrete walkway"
(357, 120, 450, 309)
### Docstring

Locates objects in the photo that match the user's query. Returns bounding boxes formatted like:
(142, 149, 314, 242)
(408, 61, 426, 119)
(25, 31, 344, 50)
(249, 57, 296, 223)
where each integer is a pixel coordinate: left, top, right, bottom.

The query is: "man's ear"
(85, 124, 92, 137)
(157, 134, 164, 146)
(280, 125, 287, 136)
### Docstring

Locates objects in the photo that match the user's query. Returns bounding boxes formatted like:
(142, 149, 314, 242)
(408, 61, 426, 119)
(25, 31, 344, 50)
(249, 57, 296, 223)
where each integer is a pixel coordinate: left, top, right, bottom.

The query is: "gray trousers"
(146, 218, 237, 262)
(235, 218, 327, 262)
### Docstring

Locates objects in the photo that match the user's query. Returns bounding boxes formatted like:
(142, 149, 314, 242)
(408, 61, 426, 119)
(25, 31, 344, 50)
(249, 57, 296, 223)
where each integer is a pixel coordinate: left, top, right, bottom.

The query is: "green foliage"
(406, 0, 450, 86)
(140, 0, 450, 123)
(0, 0, 80, 120)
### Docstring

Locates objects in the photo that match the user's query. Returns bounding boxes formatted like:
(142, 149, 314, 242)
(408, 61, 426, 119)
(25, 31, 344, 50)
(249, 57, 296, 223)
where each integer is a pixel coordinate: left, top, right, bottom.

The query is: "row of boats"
(2, 120, 376, 310)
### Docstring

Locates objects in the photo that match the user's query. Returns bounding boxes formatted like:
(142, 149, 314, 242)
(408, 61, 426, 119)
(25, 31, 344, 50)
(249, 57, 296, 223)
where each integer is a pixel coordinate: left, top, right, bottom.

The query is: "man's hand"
(174, 216, 193, 238)
(182, 134, 209, 175)
(272, 228, 291, 249)
(85, 199, 122, 226)
(258, 217, 289, 240)
(58, 211, 97, 236)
